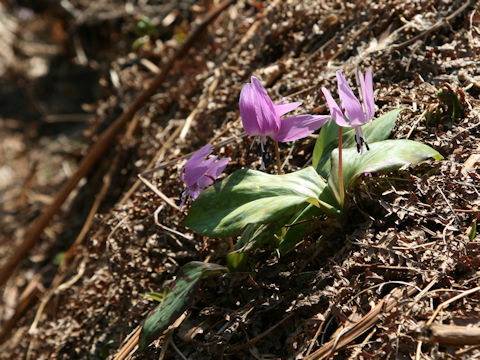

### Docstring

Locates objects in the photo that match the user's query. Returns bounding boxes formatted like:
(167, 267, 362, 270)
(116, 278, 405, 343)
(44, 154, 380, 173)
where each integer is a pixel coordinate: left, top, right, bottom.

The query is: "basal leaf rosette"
(184, 166, 337, 237)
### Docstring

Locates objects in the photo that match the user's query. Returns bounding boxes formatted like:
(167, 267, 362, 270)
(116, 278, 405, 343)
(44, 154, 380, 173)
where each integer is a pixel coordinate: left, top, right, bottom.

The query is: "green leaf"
(313, 109, 402, 178)
(139, 262, 227, 350)
(132, 35, 150, 50)
(469, 220, 477, 241)
(278, 203, 325, 254)
(141, 289, 169, 303)
(184, 167, 328, 237)
(328, 139, 443, 208)
(134, 16, 157, 36)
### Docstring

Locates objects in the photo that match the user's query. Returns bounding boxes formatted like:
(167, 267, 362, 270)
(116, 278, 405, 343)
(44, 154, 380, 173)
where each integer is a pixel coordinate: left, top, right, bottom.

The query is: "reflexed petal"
(197, 157, 229, 188)
(240, 83, 262, 136)
(271, 114, 330, 142)
(336, 71, 365, 126)
(179, 144, 229, 204)
(209, 157, 229, 179)
(275, 101, 302, 117)
(359, 69, 375, 120)
(185, 144, 212, 166)
(181, 145, 214, 186)
(321, 87, 349, 127)
(182, 163, 209, 187)
(250, 76, 280, 135)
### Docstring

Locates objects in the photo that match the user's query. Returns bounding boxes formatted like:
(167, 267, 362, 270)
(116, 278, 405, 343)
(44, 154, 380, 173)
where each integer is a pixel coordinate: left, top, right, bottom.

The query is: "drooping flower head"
(179, 144, 229, 208)
(240, 76, 329, 168)
(321, 69, 375, 153)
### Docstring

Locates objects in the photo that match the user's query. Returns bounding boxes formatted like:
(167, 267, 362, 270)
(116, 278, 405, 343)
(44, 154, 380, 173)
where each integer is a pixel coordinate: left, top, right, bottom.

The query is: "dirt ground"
(1, 0, 479, 359)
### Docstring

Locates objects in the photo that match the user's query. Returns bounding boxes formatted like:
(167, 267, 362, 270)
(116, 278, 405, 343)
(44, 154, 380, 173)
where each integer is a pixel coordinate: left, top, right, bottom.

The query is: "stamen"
(259, 137, 267, 170)
(179, 189, 189, 210)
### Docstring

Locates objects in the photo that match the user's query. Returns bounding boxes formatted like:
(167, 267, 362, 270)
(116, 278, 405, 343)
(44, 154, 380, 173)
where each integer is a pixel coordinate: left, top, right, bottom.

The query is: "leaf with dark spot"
(138, 262, 227, 350)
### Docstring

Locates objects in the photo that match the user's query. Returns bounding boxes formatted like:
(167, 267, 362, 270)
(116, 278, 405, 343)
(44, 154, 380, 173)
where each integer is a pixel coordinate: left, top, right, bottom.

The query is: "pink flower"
(321, 70, 375, 153)
(240, 76, 329, 168)
(179, 144, 228, 207)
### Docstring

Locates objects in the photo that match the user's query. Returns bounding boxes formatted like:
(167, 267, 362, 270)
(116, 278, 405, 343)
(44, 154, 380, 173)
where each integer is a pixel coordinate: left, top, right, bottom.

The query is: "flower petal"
(188, 184, 203, 200)
(197, 157, 229, 188)
(182, 163, 209, 187)
(321, 87, 349, 127)
(185, 144, 211, 163)
(181, 145, 212, 184)
(271, 114, 330, 142)
(239, 83, 262, 136)
(359, 69, 375, 120)
(275, 101, 302, 117)
(336, 71, 365, 126)
(250, 76, 280, 135)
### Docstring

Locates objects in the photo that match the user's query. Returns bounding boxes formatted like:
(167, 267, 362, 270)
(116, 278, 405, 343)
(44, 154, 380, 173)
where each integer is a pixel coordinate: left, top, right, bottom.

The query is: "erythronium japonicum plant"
(139, 75, 444, 351)
(184, 71, 443, 258)
(322, 69, 375, 206)
(239, 76, 329, 173)
(179, 144, 229, 208)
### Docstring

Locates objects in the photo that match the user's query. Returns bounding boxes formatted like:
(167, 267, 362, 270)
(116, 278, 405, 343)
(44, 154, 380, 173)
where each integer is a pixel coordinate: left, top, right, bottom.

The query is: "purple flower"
(321, 70, 375, 153)
(179, 144, 229, 208)
(240, 76, 329, 168)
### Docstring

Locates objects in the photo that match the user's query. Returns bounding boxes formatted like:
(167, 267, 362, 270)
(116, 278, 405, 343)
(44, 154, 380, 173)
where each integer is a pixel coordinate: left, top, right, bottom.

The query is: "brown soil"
(1, 0, 479, 359)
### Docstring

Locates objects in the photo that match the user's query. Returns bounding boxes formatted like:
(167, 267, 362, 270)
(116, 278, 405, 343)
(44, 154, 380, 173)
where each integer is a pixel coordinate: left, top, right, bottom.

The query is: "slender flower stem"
(274, 141, 283, 174)
(338, 127, 344, 206)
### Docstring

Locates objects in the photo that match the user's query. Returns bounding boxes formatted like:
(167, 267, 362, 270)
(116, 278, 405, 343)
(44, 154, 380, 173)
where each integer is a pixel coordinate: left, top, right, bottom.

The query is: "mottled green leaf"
(184, 167, 328, 237)
(313, 109, 402, 178)
(328, 139, 443, 208)
(138, 262, 227, 350)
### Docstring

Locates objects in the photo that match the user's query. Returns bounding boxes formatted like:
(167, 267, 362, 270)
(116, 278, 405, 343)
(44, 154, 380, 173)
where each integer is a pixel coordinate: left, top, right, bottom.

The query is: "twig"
(348, 328, 376, 359)
(405, 109, 427, 139)
(416, 285, 480, 359)
(328, 18, 374, 63)
(436, 185, 461, 226)
(114, 326, 142, 360)
(0, 275, 43, 344)
(456, 344, 480, 357)
(419, 324, 480, 345)
(29, 143, 122, 334)
(119, 120, 184, 205)
(170, 336, 188, 360)
(153, 205, 194, 242)
(390, 0, 473, 51)
(304, 286, 417, 360)
(138, 174, 180, 212)
(18, 159, 38, 206)
(0, 0, 236, 290)
(180, 73, 219, 140)
(141, 132, 247, 178)
(426, 285, 480, 327)
(306, 310, 330, 356)
(158, 331, 172, 360)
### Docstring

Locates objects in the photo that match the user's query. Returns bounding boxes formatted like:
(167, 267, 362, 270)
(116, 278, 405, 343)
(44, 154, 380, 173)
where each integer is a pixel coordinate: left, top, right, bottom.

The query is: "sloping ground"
(1, 0, 479, 359)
